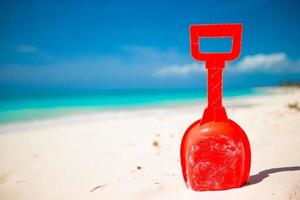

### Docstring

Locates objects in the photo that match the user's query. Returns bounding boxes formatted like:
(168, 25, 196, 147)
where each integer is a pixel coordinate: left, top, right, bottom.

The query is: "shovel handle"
(190, 24, 242, 123)
(190, 24, 242, 68)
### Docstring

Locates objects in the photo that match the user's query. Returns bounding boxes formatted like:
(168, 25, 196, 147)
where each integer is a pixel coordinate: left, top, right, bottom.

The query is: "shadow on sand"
(248, 166, 300, 185)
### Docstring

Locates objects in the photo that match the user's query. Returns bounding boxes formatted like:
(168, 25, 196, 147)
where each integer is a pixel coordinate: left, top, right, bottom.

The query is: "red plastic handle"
(190, 24, 242, 68)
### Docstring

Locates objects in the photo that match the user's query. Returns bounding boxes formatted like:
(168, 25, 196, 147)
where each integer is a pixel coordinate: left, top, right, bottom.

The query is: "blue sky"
(0, 0, 300, 90)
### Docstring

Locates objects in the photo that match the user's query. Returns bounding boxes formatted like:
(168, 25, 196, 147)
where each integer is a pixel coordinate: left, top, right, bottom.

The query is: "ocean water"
(0, 88, 263, 124)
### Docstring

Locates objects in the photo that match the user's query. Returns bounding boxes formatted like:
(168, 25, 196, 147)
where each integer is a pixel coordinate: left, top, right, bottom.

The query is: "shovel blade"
(180, 119, 251, 191)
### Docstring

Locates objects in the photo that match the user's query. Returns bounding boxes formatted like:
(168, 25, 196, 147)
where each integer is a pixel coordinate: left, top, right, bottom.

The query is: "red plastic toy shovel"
(180, 24, 251, 191)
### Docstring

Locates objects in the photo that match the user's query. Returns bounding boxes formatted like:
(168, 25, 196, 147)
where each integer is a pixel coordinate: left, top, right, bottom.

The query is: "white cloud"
(2, 45, 300, 89)
(153, 52, 300, 78)
(153, 63, 205, 77)
(17, 45, 38, 53)
(234, 53, 288, 72)
(231, 52, 300, 73)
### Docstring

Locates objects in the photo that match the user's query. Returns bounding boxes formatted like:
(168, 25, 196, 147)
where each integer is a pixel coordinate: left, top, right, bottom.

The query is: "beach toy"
(180, 24, 251, 191)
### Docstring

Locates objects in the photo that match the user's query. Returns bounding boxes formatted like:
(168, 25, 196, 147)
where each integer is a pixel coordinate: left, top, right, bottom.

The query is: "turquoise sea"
(0, 88, 264, 124)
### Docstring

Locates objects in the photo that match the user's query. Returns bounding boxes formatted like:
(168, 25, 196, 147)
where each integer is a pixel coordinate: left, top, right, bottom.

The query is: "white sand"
(0, 88, 300, 200)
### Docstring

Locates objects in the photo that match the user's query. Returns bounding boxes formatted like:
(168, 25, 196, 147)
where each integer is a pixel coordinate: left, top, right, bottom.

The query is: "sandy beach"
(0, 88, 300, 200)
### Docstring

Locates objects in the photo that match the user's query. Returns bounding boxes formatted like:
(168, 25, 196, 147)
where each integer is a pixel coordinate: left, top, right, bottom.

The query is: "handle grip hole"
(199, 37, 233, 53)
